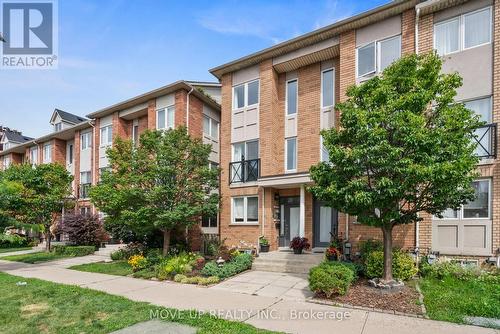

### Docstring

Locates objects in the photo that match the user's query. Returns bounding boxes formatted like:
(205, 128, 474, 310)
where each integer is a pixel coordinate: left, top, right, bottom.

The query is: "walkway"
(0, 257, 496, 334)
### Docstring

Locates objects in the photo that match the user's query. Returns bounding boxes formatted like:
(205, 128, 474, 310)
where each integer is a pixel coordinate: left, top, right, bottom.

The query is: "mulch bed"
(329, 279, 423, 315)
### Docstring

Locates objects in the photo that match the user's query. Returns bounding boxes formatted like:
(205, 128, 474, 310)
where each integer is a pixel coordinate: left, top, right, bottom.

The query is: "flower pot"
(293, 248, 303, 254)
(327, 254, 338, 261)
(260, 244, 270, 253)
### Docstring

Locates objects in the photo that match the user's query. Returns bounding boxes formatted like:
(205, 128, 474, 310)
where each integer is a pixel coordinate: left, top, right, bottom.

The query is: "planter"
(326, 254, 338, 261)
(260, 244, 270, 253)
(293, 248, 303, 254)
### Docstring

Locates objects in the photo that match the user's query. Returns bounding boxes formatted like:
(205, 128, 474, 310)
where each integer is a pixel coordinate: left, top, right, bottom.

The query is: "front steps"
(252, 251, 324, 274)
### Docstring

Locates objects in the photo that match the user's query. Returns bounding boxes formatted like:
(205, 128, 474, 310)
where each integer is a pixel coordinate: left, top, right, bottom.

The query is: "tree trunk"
(45, 231, 52, 252)
(162, 229, 171, 256)
(381, 224, 394, 282)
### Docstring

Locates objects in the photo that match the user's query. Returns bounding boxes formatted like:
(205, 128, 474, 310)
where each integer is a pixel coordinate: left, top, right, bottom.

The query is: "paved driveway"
(210, 270, 314, 300)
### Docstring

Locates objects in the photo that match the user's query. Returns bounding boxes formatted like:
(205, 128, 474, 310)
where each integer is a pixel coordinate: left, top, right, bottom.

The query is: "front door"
(313, 199, 338, 248)
(279, 196, 300, 247)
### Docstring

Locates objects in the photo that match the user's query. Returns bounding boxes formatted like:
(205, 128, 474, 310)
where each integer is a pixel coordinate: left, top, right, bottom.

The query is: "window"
(203, 115, 219, 140)
(43, 144, 52, 163)
(321, 68, 334, 108)
(54, 123, 62, 132)
(356, 35, 401, 78)
(80, 207, 90, 216)
(233, 80, 259, 109)
(157, 106, 175, 130)
(3, 156, 11, 169)
(100, 125, 113, 146)
(202, 215, 218, 228)
(29, 147, 38, 164)
(438, 179, 491, 219)
(3, 142, 10, 150)
(465, 97, 492, 157)
(285, 137, 297, 172)
(286, 79, 298, 115)
(80, 171, 91, 184)
(434, 7, 492, 56)
(232, 140, 258, 162)
(320, 136, 329, 162)
(81, 132, 92, 150)
(232, 196, 258, 224)
(68, 144, 73, 164)
(132, 120, 139, 146)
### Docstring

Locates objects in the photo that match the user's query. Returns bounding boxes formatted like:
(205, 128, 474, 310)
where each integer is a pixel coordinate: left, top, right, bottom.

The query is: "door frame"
(313, 199, 338, 248)
(279, 196, 300, 247)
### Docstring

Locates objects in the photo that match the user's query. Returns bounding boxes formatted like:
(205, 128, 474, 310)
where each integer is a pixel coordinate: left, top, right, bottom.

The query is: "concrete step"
(252, 251, 324, 274)
(252, 262, 315, 274)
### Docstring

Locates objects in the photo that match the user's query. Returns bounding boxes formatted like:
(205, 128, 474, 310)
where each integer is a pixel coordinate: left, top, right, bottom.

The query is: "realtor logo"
(1, 0, 58, 69)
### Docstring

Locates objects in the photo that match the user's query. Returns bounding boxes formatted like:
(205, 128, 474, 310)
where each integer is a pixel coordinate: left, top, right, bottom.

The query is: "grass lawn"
(419, 276, 500, 327)
(0, 247, 32, 254)
(69, 260, 133, 276)
(0, 272, 277, 334)
(0, 251, 74, 264)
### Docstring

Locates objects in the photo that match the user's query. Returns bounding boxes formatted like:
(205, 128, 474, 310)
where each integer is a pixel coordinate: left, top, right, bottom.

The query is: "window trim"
(320, 67, 335, 109)
(356, 34, 402, 79)
(355, 41, 376, 78)
(156, 105, 175, 130)
(81, 131, 92, 151)
(433, 16, 461, 56)
(377, 35, 401, 73)
(232, 79, 260, 111)
(43, 143, 52, 163)
(285, 78, 298, 116)
(285, 137, 297, 173)
(231, 140, 259, 163)
(29, 147, 38, 164)
(100, 125, 113, 147)
(231, 196, 259, 225)
(203, 115, 219, 140)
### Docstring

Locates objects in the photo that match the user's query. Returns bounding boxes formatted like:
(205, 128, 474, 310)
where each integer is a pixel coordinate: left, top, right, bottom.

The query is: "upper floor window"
(4, 156, 11, 169)
(321, 68, 334, 108)
(286, 79, 298, 115)
(232, 140, 258, 162)
(465, 97, 493, 158)
(320, 136, 329, 163)
(285, 137, 297, 172)
(29, 147, 38, 164)
(100, 125, 113, 146)
(230, 140, 259, 183)
(54, 123, 62, 132)
(68, 144, 73, 165)
(233, 80, 259, 109)
(80, 171, 92, 184)
(434, 7, 492, 56)
(203, 115, 219, 140)
(356, 35, 401, 78)
(157, 106, 175, 130)
(438, 179, 491, 219)
(81, 132, 92, 150)
(43, 143, 52, 163)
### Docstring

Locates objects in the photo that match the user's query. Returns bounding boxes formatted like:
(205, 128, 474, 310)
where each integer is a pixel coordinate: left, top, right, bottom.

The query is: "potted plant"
(325, 246, 340, 261)
(259, 236, 270, 253)
(289, 237, 310, 254)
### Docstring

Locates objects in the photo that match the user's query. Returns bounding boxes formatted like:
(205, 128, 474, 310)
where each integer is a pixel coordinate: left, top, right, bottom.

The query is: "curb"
(414, 282, 429, 319)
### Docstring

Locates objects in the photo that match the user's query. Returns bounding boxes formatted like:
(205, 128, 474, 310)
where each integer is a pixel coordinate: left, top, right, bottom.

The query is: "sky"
(0, 0, 389, 138)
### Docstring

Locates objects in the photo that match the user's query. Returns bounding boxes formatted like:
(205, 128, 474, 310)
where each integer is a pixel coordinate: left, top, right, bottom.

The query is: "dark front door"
(279, 196, 300, 247)
(313, 199, 338, 248)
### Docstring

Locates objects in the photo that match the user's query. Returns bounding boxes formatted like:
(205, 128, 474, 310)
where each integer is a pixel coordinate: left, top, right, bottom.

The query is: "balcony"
(78, 183, 91, 199)
(474, 123, 497, 159)
(229, 158, 260, 184)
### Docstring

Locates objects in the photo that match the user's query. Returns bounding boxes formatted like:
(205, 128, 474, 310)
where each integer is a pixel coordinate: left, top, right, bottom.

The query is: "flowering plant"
(289, 237, 311, 251)
(325, 246, 341, 257)
(128, 254, 147, 272)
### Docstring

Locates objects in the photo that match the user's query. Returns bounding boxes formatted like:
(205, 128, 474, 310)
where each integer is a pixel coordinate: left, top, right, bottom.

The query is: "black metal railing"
(78, 183, 91, 199)
(229, 158, 260, 184)
(474, 123, 497, 159)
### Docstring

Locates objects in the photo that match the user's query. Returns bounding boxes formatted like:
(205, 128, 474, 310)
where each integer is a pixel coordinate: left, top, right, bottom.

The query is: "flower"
(325, 247, 341, 257)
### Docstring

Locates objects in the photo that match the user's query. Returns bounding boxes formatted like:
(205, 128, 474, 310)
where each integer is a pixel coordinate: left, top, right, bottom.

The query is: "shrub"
(52, 245, 95, 256)
(289, 237, 310, 251)
(174, 275, 220, 285)
(201, 253, 253, 279)
(111, 249, 126, 261)
(174, 274, 187, 282)
(128, 254, 147, 272)
(158, 252, 201, 278)
(110, 242, 145, 261)
(309, 262, 356, 297)
(0, 234, 28, 248)
(365, 250, 417, 281)
(61, 213, 108, 248)
(328, 261, 363, 279)
(198, 276, 220, 285)
(420, 260, 499, 283)
(358, 239, 383, 263)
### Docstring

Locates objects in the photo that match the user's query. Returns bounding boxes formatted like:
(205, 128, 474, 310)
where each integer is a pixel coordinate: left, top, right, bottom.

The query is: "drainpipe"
(345, 213, 349, 240)
(261, 187, 265, 236)
(186, 86, 194, 131)
(415, 7, 421, 55)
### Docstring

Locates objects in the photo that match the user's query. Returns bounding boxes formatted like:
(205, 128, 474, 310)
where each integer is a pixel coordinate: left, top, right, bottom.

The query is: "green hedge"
(0, 234, 29, 248)
(365, 250, 417, 281)
(201, 253, 252, 279)
(309, 262, 356, 297)
(52, 245, 95, 257)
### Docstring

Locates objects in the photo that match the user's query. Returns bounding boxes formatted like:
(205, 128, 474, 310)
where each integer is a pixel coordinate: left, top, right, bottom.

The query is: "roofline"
(185, 81, 222, 87)
(86, 80, 221, 119)
(0, 120, 93, 157)
(209, 0, 418, 79)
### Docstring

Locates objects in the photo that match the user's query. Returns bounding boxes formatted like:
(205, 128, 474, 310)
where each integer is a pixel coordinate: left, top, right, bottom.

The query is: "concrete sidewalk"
(0, 259, 496, 334)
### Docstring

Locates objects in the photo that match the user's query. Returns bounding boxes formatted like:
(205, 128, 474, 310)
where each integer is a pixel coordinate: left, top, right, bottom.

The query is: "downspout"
(186, 86, 194, 131)
(415, 7, 420, 55)
(345, 213, 349, 240)
(415, 7, 421, 251)
(88, 121, 96, 214)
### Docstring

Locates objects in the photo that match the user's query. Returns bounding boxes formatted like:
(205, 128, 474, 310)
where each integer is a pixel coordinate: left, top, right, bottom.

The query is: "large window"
(321, 68, 334, 108)
(233, 80, 259, 109)
(203, 115, 219, 140)
(43, 143, 52, 163)
(231, 141, 259, 183)
(434, 7, 492, 56)
(465, 97, 492, 158)
(157, 106, 175, 130)
(285, 137, 297, 172)
(357, 35, 401, 78)
(232, 196, 258, 224)
(81, 132, 92, 150)
(232, 140, 258, 162)
(438, 179, 491, 220)
(202, 215, 218, 228)
(100, 125, 113, 146)
(29, 147, 38, 164)
(286, 79, 298, 115)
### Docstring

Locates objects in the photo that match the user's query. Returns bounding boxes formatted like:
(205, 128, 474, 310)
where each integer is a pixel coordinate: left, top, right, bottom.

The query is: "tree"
(90, 127, 219, 256)
(61, 213, 108, 248)
(0, 163, 73, 251)
(309, 52, 482, 283)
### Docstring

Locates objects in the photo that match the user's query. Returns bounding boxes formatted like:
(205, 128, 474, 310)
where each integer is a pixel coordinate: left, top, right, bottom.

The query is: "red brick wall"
(53, 138, 66, 166)
(147, 99, 157, 130)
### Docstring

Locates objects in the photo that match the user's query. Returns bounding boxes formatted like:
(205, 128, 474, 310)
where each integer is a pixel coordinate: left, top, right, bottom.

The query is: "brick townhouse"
(0, 80, 221, 237)
(210, 0, 499, 261)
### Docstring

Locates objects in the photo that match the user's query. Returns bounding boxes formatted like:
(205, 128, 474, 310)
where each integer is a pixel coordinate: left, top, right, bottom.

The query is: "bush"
(309, 262, 356, 297)
(0, 234, 28, 248)
(200, 253, 252, 279)
(158, 252, 201, 279)
(110, 242, 145, 261)
(328, 261, 363, 279)
(61, 213, 107, 248)
(420, 260, 499, 283)
(365, 250, 417, 281)
(128, 254, 147, 272)
(358, 239, 383, 263)
(52, 245, 95, 257)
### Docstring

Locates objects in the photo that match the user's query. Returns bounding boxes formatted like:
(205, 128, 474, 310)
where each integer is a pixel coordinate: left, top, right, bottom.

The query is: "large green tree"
(310, 52, 482, 283)
(90, 127, 219, 255)
(0, 163, 74, 250)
